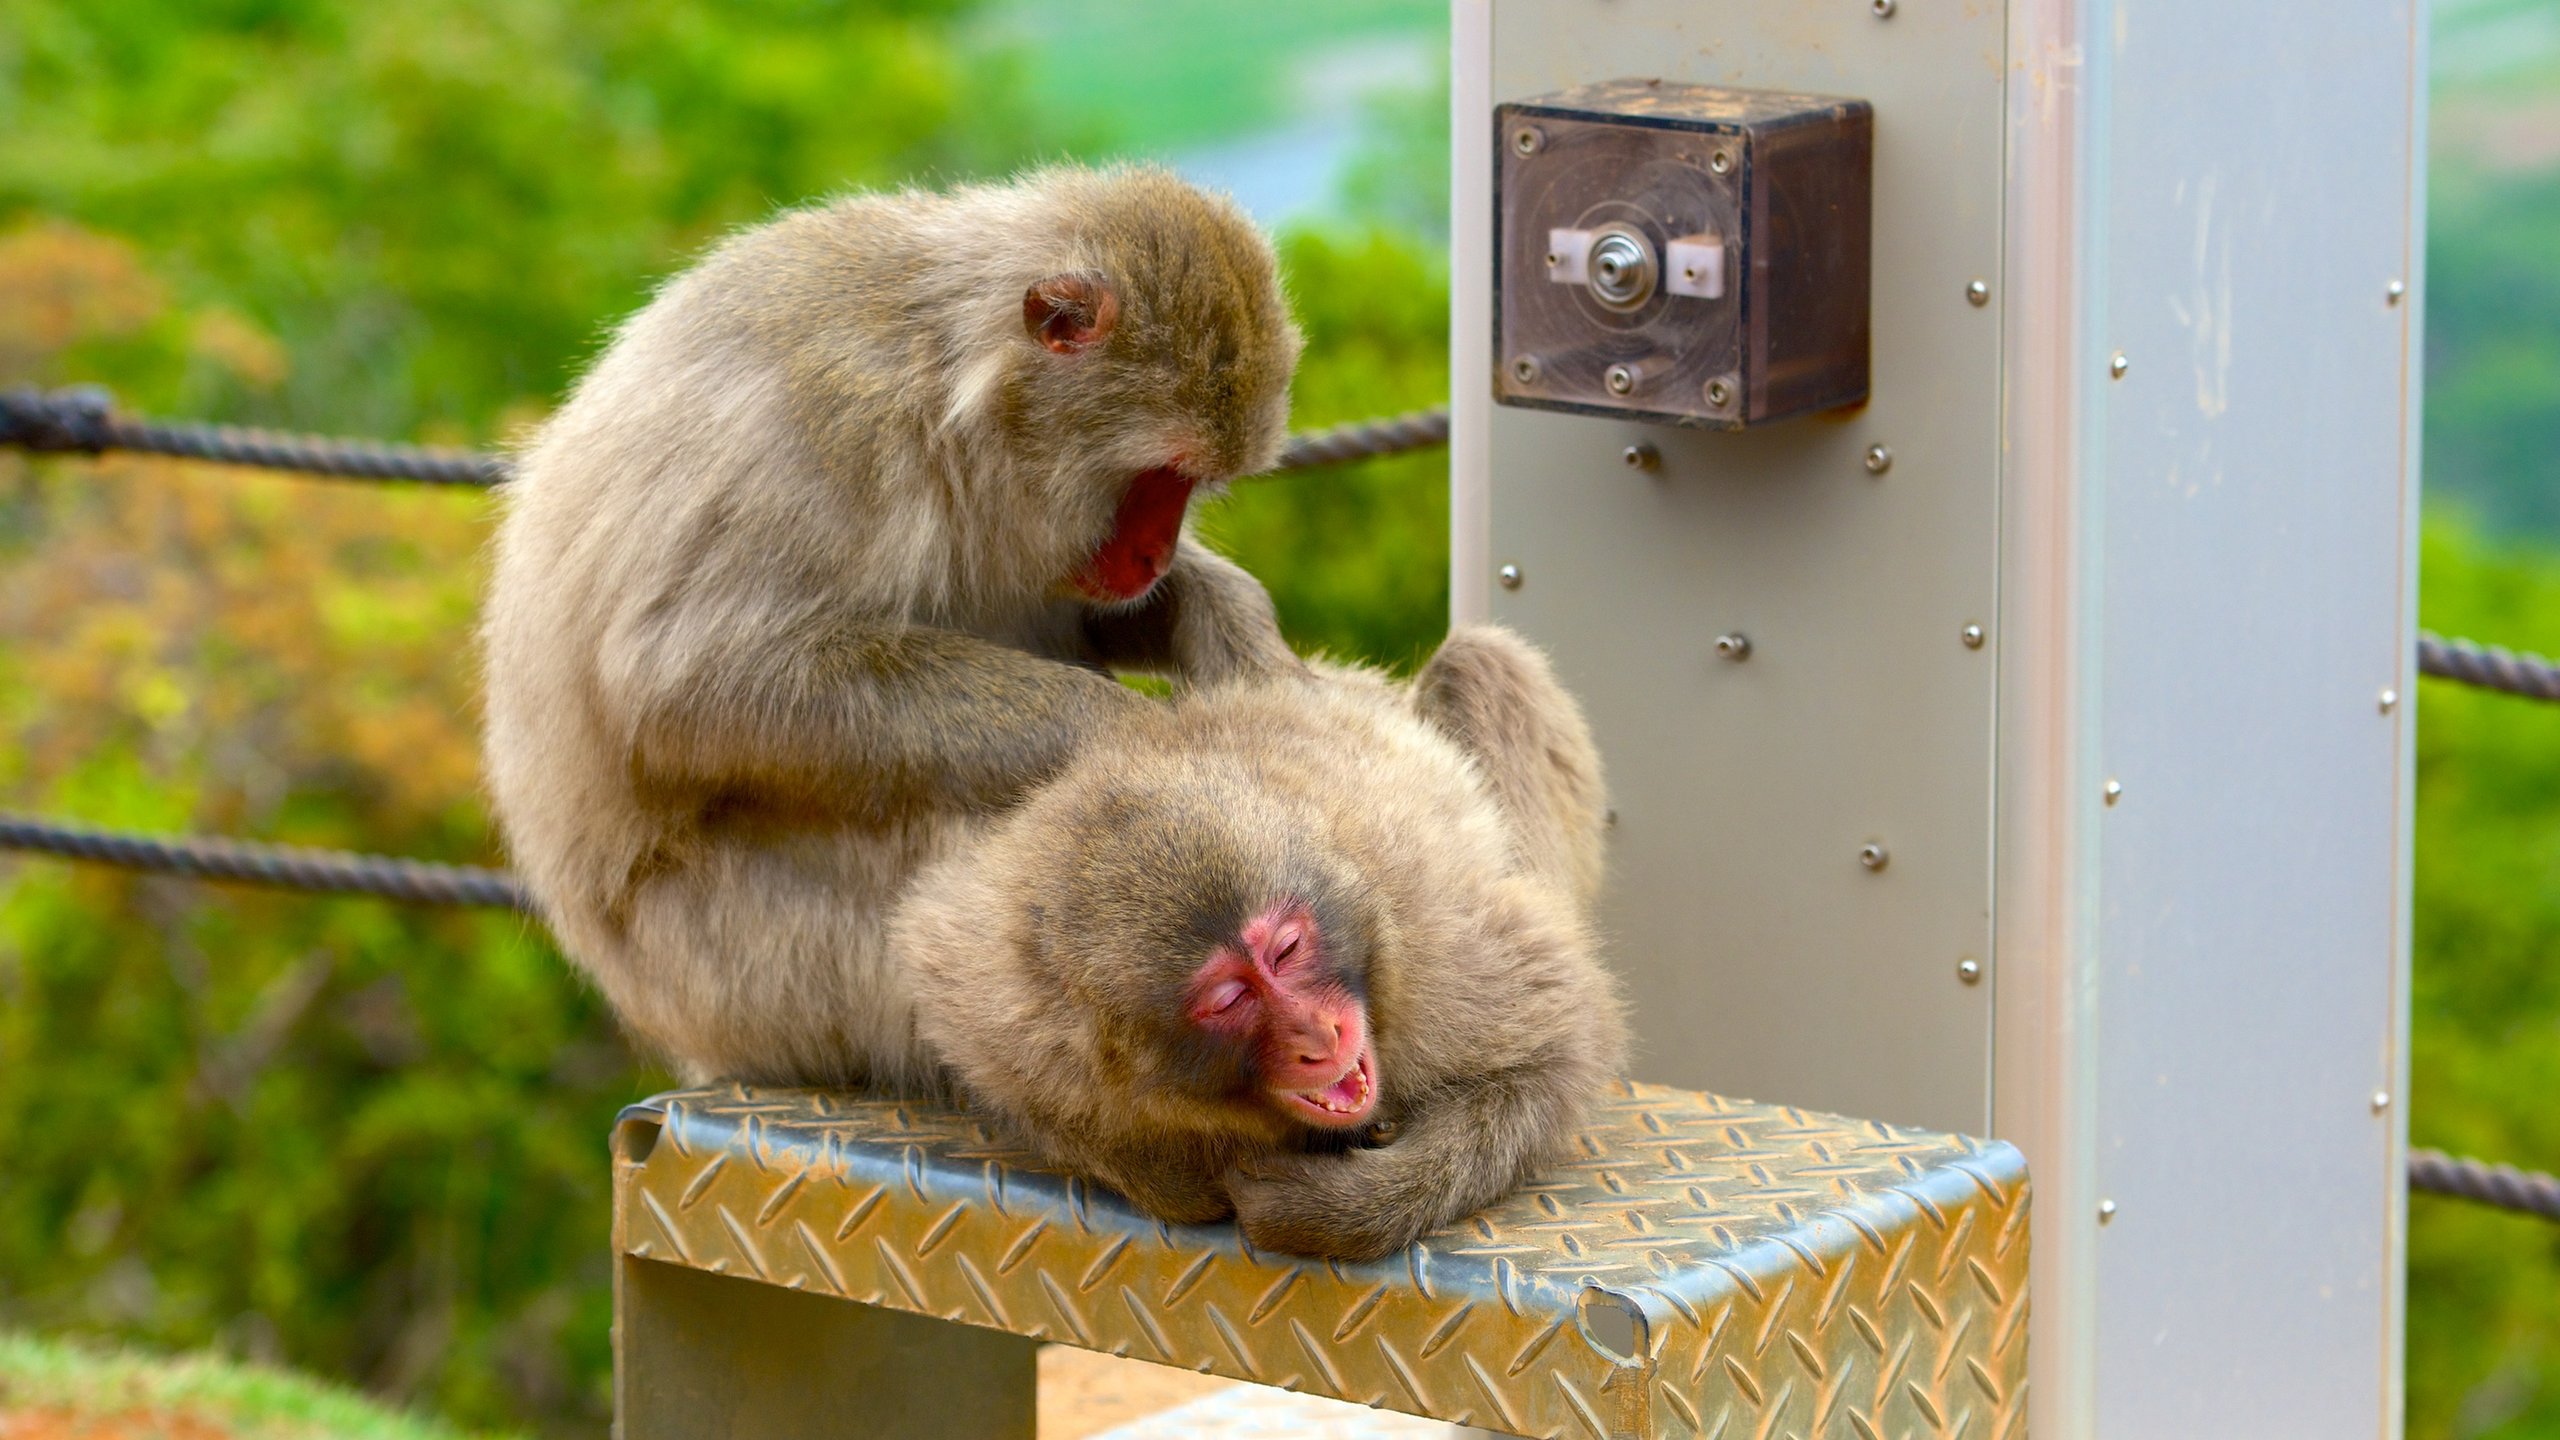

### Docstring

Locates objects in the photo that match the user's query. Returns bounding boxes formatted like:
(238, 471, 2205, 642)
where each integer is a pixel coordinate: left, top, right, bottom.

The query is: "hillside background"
(0, 1, 2554, 1434)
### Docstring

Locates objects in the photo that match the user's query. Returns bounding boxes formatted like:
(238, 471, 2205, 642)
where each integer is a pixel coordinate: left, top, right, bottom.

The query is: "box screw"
(2098, 1199, 2118, 1224)
(1864, 444, 1892, 475)
(2378, 688, 2399, 713)
(1872, 0, 1896, 15)
(2386, 278, 2406, 306)
(1513, 125, 1545, 156)
(1498, 563, 1524, 591)
(1705, 378, 1733, 408)
(1714, 632, 1752, 661)
(1957, 957, 1983, 985)
(1709, 149, 1734, 176)
(1605, 363, 1638, 395)
(1967, 279, 1990, 306)
(1859, 842, 1889, 871)
(2110, 351, 2131, 379)
(1512, 355, 1543, 385)
(2104, 778, 2123, 806)
(1961, 623, 1986, 649)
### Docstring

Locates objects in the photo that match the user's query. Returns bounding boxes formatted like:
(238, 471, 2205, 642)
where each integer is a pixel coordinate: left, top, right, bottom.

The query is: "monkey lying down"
(894, 627, 1629, 1260)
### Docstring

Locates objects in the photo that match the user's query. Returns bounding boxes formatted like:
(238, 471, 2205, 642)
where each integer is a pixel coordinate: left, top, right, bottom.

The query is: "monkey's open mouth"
(1071, 464, 1195, 601)
(1279, 1050, 1376, 1128)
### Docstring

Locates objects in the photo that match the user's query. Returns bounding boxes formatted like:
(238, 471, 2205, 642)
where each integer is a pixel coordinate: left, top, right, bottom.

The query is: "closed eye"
(1201, 979, 1250, 1016)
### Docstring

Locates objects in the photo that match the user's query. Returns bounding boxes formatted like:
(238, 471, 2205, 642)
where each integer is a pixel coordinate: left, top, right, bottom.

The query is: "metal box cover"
(1494, 79, 1872, 428)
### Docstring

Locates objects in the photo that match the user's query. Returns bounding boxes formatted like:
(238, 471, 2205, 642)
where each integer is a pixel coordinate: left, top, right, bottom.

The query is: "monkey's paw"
(1224, 1151, 1436, 1262)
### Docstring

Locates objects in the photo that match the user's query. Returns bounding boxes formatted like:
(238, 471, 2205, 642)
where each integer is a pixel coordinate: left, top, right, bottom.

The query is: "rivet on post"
(1498, 563, 1524, 591)
(1864, 444, 1892, 475)
(1714, 633, 1752, 661)
(1622, 442, 1660, 471)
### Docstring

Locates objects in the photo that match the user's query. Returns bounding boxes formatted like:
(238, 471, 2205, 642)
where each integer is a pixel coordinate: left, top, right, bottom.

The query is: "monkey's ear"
(1024, 271, 1119, 354)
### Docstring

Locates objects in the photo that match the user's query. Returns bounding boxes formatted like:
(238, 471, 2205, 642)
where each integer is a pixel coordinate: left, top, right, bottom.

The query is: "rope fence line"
(2409, 1148, 2560, 1222)
(1, 386, 1453, 485)
(2416, 632, 2560, 703)
(0, 813, 529, 912)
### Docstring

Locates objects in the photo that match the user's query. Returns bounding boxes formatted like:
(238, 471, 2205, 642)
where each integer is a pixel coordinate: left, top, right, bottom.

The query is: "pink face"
(1184, 900, 1378, 1128)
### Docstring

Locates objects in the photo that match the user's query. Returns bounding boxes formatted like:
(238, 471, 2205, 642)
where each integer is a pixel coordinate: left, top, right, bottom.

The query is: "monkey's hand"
(1083, 537, 1301, 690)
(1224, 1147, 1442, 1262)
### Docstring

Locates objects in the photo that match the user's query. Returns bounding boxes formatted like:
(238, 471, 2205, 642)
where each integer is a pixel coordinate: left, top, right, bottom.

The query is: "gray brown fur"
(482, 166, 1302, 1085)
(895, 626, 1628, 1259)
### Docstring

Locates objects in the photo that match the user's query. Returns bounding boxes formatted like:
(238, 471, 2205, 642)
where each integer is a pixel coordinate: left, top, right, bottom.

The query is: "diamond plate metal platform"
(610, 1081, 2030, 1440)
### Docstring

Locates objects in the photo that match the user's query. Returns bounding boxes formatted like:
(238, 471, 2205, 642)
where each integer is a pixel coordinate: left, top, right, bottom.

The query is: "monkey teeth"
(1289, 1054, 1375, 1121)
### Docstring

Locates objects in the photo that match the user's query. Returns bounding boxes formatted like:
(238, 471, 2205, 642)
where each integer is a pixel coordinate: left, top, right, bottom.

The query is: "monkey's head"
(918, 757, 1386, 1144)
(1002, 167, 1304, 606)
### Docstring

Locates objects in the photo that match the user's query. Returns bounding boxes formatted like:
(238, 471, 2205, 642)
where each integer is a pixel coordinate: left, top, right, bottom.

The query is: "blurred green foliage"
(0, 1, 2556, 1437)
(2408, 520, 2560, 1438)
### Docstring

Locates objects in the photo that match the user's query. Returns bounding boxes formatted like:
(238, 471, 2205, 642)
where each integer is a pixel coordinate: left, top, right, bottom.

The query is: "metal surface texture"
(613, 1082, 2030, 1440)
(2084, 0, 2421, 1432)
(1464, 0, 2007, 1140)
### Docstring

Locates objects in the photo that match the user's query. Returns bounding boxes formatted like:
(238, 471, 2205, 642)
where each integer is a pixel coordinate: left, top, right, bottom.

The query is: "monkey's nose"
(1294, 1022, 1341, 1067)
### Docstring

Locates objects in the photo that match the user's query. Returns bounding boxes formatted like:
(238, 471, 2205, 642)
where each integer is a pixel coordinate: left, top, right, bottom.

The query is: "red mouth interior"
(1279, 1050, 1377, 1129)
(1071, 464, 1195, 601)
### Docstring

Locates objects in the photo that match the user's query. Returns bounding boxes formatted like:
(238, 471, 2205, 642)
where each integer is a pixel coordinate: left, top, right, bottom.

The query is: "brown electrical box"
(1494, 79, 1873, 429)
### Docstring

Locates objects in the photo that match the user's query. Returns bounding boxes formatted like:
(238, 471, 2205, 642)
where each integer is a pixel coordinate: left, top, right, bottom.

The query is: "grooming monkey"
(482, 167, 1303, 1084)
(895, 626, 1627, 1260)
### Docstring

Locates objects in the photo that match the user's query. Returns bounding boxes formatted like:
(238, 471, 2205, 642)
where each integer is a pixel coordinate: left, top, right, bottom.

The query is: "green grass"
(0, 1333, 515, 1440)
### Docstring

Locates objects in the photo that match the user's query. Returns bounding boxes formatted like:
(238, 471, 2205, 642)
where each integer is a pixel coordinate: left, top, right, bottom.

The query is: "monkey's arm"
(1224, 1060, 1598, 1261)
(604, 613, 1143, 812)
(1082, 536, 1300, 688)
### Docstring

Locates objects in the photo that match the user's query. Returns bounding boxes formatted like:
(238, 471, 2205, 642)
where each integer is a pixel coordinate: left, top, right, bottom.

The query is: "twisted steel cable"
(2417, 631, 2560, 703)
(3, 386, 510, 486)
(2, 387, 1451, 484)
(0, 812, 530, 911)
(2410, 1148, 2560, 1222)
(1272, 407, 1451, 471)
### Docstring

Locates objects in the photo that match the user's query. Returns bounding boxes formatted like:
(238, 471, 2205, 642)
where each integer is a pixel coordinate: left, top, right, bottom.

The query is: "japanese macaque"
(894, 626, 1627, 1260)
(482, 166, 1303, 1084)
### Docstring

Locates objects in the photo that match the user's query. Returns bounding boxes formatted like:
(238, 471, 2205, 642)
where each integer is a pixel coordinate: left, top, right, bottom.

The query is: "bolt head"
(1863, 443, 1892, 475)
(1622, 442, 1660, 471)
(1714, 632, 1751, 661)
(1967, 279, 1991, 306)
(1497, 563, 1524, 591)
(2109, 351, 2131, 379)
(1858, 842, 1889, 871)
(1961, 623, 1986, 649)
(2098, 1199, 2118, 1223)
(1513, 126, 1545, 156)
(2103, 778, 2123, 806)
(1957, 957, 1983, 984)
(1704, 378, 1733, 408)
(2378, 688, 2399, 713)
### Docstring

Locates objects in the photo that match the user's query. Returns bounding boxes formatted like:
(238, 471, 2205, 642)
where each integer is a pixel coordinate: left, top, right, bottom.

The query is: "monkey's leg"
(1225, 1063, 1590, 1261)
(1082, 536, 1299, 687)
(1411, 625, 1608, 900)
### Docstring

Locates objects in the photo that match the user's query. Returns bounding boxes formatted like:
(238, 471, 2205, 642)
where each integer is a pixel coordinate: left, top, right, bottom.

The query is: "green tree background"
(0, 0, 2554, 1435)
